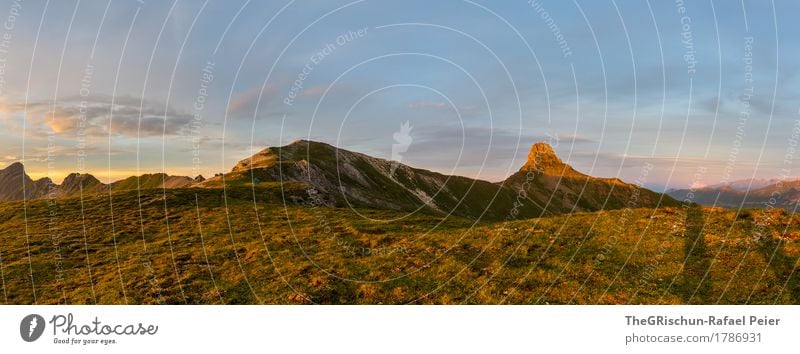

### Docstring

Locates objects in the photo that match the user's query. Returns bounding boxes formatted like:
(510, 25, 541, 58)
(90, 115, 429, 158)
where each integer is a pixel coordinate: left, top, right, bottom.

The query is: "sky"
(0, 0, 798, 191)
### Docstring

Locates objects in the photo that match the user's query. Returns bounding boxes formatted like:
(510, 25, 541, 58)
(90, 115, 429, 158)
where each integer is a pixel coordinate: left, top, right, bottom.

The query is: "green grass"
(0, 187, 799, 304)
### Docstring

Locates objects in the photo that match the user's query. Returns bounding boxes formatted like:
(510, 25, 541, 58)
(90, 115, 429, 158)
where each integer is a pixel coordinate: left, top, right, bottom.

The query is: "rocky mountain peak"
(527, 142, 558, 162)
(2, 162, 25, 174)
(61, 172, 101, 185)
(62, 172, 82, 182)
(232, 140, 336, 172)
(521, 142, 579, 176)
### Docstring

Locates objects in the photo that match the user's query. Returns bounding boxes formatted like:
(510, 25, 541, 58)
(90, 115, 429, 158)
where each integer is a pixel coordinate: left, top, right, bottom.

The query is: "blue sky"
(0, 0, 798, 190)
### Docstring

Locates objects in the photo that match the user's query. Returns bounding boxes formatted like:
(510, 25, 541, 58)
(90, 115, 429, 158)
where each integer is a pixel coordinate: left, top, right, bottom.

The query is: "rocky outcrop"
(503, 142, 678, 214)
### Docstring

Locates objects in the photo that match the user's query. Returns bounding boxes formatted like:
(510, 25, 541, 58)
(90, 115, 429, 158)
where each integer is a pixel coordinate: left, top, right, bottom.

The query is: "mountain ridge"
(0, 140, 678, 220)
(667, 178, 800, 209)
(197, 139, 677, 220)
(0, 163, 196, 202)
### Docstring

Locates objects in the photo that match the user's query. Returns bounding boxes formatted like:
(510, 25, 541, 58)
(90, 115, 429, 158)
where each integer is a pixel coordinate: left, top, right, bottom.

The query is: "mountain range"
(0, 140, 677, 220)
(198, 139, 680, 219)
(667, 178, 800, 210)
(0, 163, 198, 201)
(4, 140, 800, 305)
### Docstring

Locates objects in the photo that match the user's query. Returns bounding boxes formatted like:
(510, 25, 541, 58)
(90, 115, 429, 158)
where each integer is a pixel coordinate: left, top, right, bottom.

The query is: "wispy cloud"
(408, 100, 449, 110)
(2, 95, 194, 138)
(226, 85, 291, 119)
(407, 100, 481, 116)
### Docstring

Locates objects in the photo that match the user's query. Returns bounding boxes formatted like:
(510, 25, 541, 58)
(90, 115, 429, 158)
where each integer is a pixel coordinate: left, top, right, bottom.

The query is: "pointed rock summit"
(521, 142, 582, 177)
(502, 141, 676, 213)
(0, 162, 50, 200)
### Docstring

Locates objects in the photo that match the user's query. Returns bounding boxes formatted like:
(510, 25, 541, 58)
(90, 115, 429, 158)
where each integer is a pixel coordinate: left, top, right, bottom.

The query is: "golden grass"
(0, 187, 798, 304)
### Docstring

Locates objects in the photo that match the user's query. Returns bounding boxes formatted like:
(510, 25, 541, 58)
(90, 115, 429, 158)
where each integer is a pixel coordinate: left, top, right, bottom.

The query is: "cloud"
(227, 85, 283, 119)
(407, 100, 482, 116)
(364, 124, 596, 181)
(408, 100, 449, 110)
(697, 97, 722, 114)
(301, 85, 328, 97)
(1, 155, 17, 164)
(226, 83, 341, 120)
(22, 144, 130, 163)
(1, 95, 194, 138)
(228, 88, 262, 117)
(44, 108, 78, 133)
(746, 94, 794, 117)
(411, 125, 594, 153)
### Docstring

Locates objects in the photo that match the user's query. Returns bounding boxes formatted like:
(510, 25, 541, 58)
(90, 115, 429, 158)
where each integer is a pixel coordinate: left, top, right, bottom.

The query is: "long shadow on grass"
(757, 236, 800, 304)
(679, 206, 711, 303)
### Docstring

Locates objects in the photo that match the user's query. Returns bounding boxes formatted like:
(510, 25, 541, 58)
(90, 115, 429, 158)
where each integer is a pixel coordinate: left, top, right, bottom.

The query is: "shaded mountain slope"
(57, 173, 108, 198)
(0, 162, 52, 201)
(110, 173, 194, 191)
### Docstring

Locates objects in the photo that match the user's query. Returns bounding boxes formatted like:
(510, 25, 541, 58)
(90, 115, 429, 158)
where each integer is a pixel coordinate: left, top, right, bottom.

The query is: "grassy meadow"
(0, 186, 799, 304)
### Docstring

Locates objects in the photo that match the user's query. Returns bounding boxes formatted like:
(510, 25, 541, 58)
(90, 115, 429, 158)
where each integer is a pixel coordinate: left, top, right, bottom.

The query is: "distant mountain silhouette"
(0, 163, 195, 202)
(0, 162, 52, 200)
(706, 178, 795, 191)
(667, 178, 800, 209)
